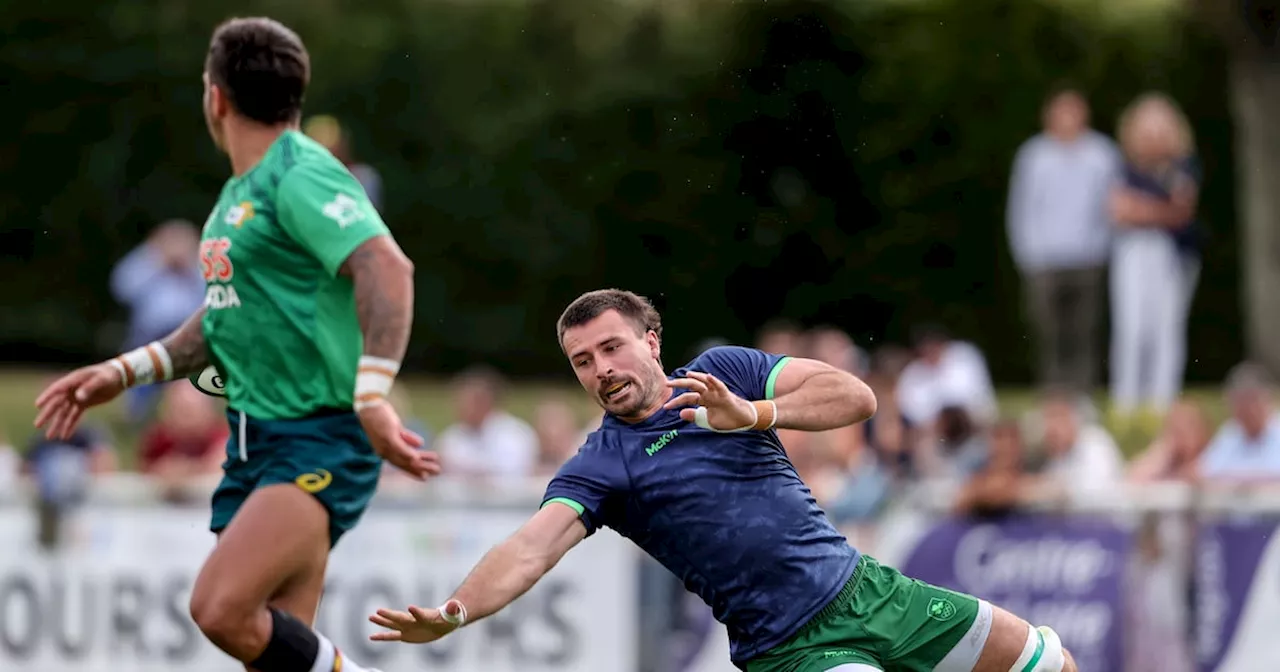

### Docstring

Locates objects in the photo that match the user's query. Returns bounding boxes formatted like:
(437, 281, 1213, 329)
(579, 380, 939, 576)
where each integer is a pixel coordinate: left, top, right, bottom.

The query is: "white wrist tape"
(693, 404, 758, 433)
(354, 355, 400, 411)
(107, 342, 174, 388)
(438, 599, 467, 627)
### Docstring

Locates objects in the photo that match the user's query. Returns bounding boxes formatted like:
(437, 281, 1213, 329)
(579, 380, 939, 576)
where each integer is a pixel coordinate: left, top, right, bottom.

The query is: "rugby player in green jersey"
(34, 16, 435, 672)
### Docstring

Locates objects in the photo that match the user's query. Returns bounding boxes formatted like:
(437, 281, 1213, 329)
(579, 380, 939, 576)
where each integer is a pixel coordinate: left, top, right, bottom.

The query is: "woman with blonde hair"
(1108, 92, 1203, 437)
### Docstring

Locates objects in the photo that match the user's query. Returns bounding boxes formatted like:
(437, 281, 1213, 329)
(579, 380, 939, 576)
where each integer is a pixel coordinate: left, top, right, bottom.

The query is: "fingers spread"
(666, 377, 708, 395)
(663, 392, 701, 410)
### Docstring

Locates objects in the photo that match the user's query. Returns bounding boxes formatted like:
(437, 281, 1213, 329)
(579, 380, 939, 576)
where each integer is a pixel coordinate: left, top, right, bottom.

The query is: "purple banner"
(900, 516, 1129, 672)
(1194, 518, 1278, 672)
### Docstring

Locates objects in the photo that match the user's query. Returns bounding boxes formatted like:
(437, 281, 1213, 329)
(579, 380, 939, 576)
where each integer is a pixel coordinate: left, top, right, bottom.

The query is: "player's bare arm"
(34, 306, 210, 440)
(160, 306, 211, 376)
(368, 503, 586, 644)
(768, 357, 877, 430)
(338, 234, 439, 480)
(665, 357, 875, 433)
(340, 234, 414, 363)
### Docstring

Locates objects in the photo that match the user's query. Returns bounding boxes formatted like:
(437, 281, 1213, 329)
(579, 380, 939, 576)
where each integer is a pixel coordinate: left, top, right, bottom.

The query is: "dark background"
(0, 0, 1237, 382)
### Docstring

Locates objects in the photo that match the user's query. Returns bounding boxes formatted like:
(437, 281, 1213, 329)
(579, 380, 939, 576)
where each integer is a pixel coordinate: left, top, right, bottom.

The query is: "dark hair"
(557, 289, 662, 347)
(206, 17, 310, 124)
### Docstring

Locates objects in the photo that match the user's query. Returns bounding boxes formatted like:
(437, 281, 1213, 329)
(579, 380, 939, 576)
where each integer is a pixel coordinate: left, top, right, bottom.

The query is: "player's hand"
(664, 371, 758, 430)
(33, 364, 125, 440)
(357, 402, 441, 480)
(368, 603, 460, 644)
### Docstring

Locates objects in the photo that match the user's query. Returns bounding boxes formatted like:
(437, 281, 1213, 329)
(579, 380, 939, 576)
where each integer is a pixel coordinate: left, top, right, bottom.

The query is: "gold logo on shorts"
(928, 597, 957, 622)
(295, 469, 334, 493)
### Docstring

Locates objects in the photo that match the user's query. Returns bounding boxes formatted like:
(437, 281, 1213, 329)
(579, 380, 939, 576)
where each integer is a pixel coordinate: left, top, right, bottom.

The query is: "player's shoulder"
(679, 345, 763, 372)
(576, 425, 615, 454)
(272, 131, 355, 190)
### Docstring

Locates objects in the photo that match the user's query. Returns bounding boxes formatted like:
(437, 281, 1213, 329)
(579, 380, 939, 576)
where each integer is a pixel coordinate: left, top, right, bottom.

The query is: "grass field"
(0, 368, 1231, 468)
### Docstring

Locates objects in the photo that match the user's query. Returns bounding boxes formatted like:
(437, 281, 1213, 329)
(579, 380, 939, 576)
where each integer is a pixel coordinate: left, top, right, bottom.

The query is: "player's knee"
(1009, 625, 1067, 672)
(189, 587, 260, 653)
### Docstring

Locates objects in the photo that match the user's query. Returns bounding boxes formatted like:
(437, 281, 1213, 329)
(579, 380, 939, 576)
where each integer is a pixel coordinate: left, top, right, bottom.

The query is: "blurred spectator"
(1125, 510, 1195, 672)
(953, 420, 1032, 517)
(920, 406, 989, 483)
(822, 436, 893, 527)
(756, 319, 808, 357)
(23, 419, 117, 550)
(1109, 93, 1202, 438)
(896, 323, 997, 429)
(138, 384, 229, 502)
(807, 326, 867, 375)
(1127, 398, 1211, 482)
(110, 219, 206, 423)
(533, 398, 588, 477)
(435, 365, 538, 485)
(1034, 391, 1124, 498)
(303, 115, 383, 212)
(862, 345, 921, 479)
(1198, 362, 1280, 483)
(1007, 86, 1118, 394)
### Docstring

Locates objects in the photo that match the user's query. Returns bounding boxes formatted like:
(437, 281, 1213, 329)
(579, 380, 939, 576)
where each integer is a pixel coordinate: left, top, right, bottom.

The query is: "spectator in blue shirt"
(1199, 362, 1280, 484)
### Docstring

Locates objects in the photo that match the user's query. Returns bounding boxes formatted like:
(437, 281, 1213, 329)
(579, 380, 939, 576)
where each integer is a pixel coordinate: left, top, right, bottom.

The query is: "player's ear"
(646, 330, 660, 361)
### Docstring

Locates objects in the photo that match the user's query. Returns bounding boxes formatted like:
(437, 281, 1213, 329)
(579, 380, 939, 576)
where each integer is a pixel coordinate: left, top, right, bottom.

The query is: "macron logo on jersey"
(322, 193, 365, 229)
(646, 430, 679, 456)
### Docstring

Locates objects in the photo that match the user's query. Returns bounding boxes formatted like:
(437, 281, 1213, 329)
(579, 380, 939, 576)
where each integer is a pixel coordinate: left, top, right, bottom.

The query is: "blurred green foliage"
(0, 0, 1238, 383)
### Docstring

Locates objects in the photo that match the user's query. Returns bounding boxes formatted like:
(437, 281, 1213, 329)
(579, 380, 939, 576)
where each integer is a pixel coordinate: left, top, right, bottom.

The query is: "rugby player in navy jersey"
(369, 289, 1078, 672)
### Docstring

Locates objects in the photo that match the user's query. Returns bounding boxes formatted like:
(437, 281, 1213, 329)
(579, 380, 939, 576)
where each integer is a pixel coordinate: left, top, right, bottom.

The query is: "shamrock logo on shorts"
(927, 597, 957, 622)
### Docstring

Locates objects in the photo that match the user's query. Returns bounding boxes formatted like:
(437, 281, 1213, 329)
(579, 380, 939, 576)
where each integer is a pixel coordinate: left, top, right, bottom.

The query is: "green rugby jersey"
(199, 130, 389, 420)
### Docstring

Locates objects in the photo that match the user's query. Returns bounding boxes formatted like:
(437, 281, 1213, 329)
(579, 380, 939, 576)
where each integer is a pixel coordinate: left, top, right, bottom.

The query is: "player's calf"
(970, 603, 1076, 672)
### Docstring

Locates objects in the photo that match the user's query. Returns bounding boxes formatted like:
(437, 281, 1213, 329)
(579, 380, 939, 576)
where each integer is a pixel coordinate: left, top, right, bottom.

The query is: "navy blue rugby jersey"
(541, 345, 859, 665)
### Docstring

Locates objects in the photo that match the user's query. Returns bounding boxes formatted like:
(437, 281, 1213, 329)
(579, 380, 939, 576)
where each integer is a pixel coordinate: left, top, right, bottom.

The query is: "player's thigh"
(262, 413, 383, 547)
(191, 483, 331, 621)
(847, 556, 984, 672)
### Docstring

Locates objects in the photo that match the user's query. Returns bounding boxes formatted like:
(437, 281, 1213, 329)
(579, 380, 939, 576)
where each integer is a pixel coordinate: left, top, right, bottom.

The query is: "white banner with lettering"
(0, 506, 637, 672)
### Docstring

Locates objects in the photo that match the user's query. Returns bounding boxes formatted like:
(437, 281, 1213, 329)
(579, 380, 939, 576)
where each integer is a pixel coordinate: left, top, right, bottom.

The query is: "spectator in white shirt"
(435, 366, 538, 486)
(1199, 362, 1280, 483)
(896, 324, 998, 429)
(1036, 391, 1125, 499)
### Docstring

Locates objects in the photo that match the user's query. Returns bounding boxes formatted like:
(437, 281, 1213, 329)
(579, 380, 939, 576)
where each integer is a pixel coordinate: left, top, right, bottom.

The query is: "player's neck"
(224, 119, 297, 177)
(614, 392, 667, 425)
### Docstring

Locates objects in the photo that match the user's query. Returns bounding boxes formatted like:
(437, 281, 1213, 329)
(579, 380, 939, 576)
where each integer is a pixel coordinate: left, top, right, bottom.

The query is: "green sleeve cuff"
(541, 497, 586, 516)
(764, 356, 792, 400)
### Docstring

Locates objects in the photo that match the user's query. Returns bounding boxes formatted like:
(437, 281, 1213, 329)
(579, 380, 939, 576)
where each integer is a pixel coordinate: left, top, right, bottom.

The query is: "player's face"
(202, 71, 227, 151)
(562, 310, 665, 421)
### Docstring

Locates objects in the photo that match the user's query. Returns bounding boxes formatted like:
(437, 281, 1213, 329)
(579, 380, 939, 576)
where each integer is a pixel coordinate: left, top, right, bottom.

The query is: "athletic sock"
(250, 608, 376, 672)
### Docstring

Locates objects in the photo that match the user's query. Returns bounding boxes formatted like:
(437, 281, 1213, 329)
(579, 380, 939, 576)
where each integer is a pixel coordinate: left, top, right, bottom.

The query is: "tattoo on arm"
(159, 307, 209, 378)
(342, 236, 414, 361)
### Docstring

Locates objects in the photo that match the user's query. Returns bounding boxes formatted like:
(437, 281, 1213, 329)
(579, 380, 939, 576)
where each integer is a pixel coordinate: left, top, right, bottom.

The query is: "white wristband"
(108, 342, 174, 388)
(693, 403, 758, 433)
(439, 599, 467, 627)
(355, 355, 400, 411)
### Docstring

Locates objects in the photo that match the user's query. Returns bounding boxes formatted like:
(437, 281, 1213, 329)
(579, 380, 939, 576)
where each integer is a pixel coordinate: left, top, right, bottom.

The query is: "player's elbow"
(847, 374, 877, 424)
(381, 243, 414, 279)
